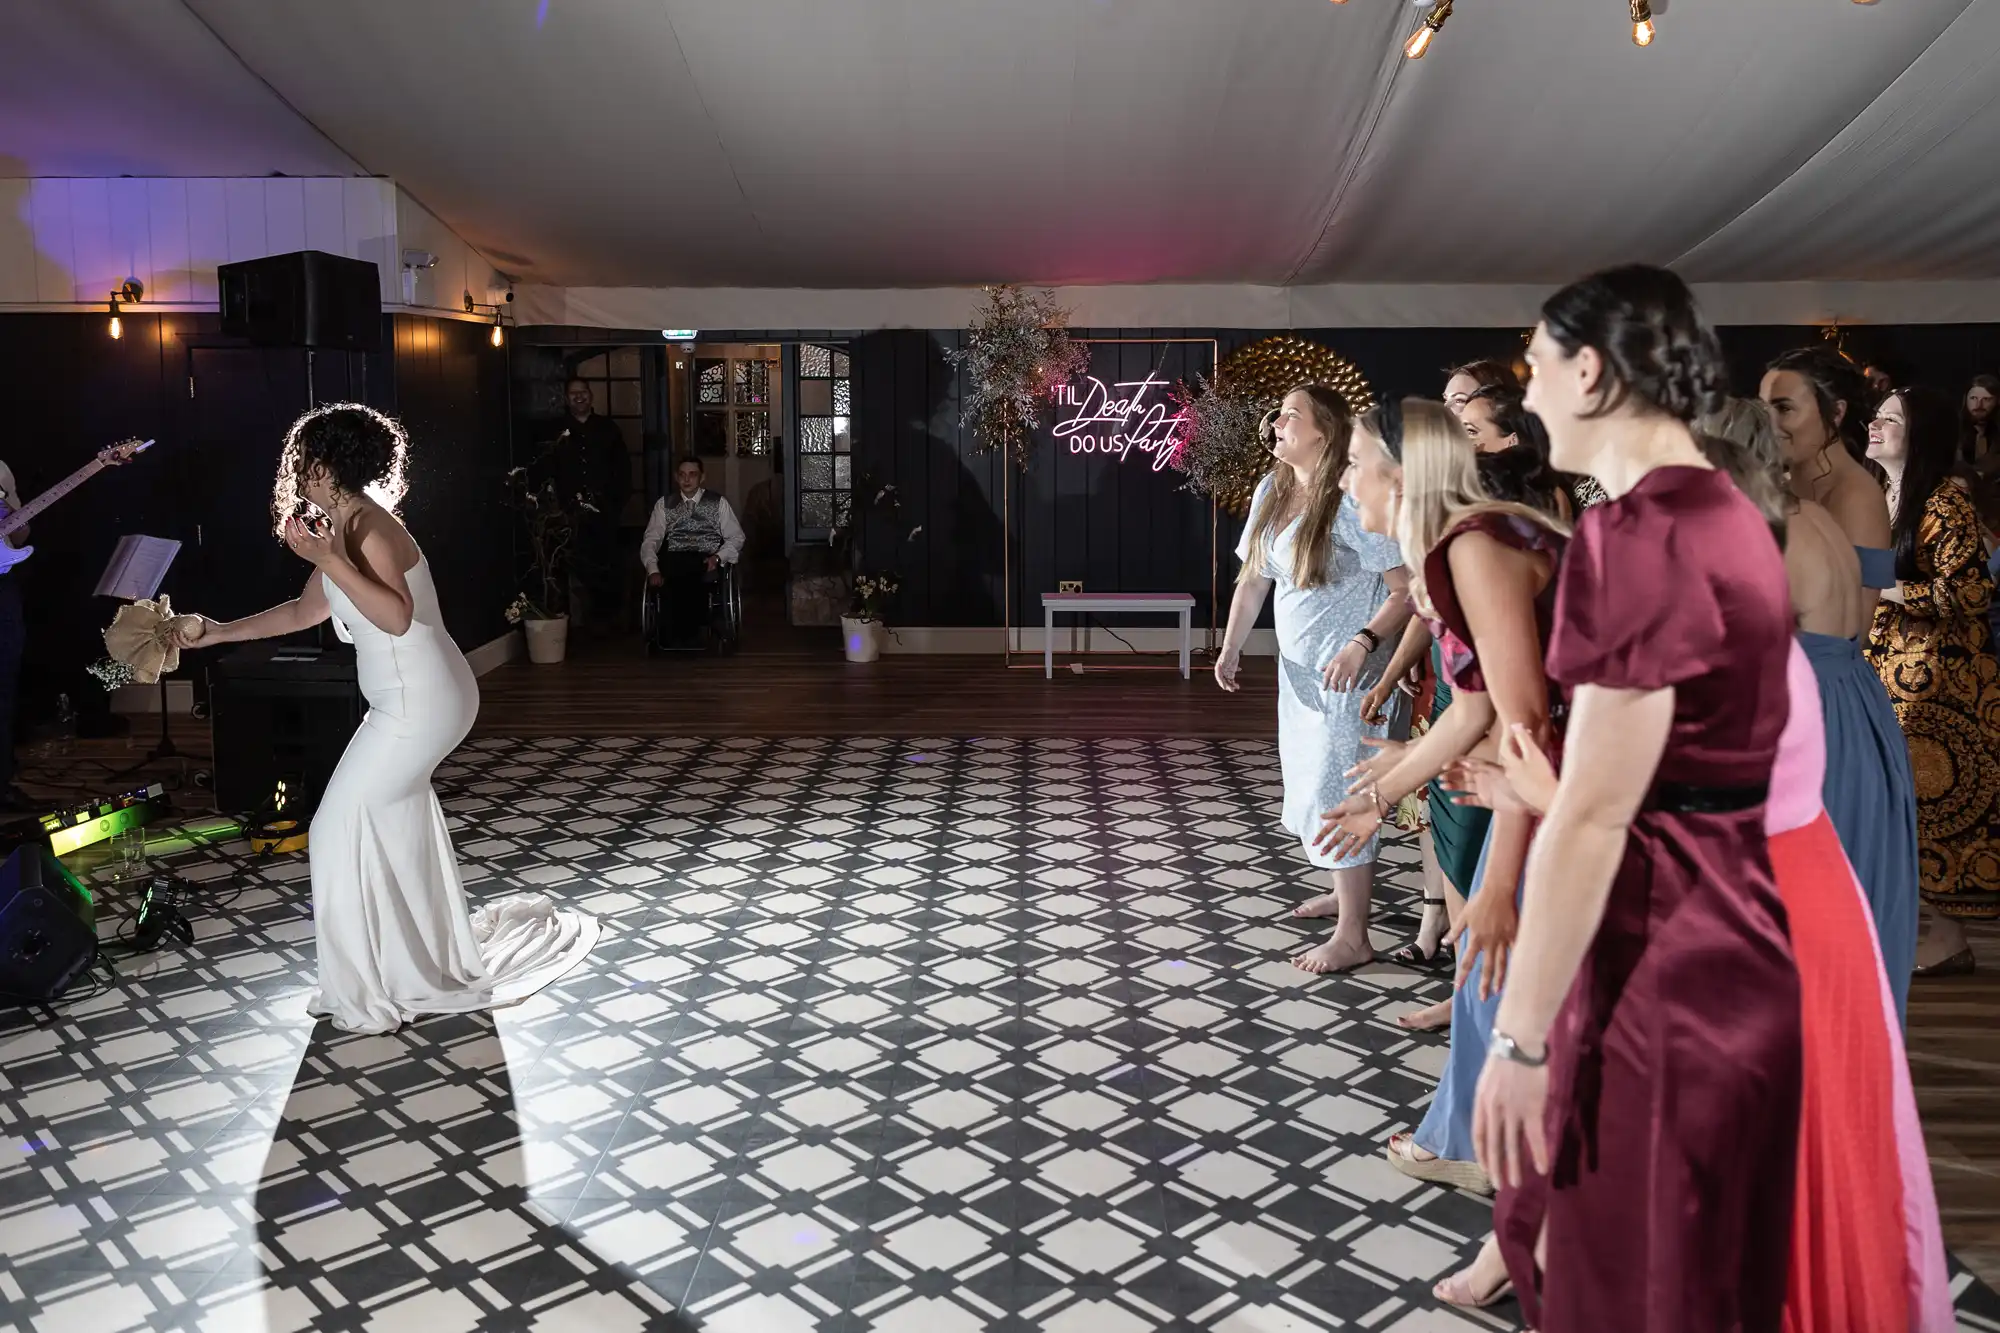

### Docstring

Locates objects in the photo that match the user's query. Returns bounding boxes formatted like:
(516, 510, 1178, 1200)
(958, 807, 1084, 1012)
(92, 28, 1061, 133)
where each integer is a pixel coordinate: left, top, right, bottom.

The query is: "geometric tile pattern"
(0, 737, 1993, 1332)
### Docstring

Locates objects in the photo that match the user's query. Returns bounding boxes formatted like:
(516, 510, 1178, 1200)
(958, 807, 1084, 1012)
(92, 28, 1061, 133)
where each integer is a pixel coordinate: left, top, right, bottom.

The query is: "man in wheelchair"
(640, 456, 745, 651)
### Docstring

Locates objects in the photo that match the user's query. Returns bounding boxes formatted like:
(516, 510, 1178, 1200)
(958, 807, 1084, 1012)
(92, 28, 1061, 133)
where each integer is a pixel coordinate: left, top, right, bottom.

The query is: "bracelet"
(1488, 1031, 1548, 1068)
(1352, 628, 1380, 652)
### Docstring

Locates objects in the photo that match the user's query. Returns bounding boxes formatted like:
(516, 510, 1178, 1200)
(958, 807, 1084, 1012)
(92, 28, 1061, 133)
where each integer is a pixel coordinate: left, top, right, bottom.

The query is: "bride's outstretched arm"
(175, 571, 331, 647)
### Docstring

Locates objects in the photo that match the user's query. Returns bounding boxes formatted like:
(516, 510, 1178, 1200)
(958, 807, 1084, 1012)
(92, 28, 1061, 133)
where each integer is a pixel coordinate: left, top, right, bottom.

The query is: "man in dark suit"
(545, 379, 631, 633)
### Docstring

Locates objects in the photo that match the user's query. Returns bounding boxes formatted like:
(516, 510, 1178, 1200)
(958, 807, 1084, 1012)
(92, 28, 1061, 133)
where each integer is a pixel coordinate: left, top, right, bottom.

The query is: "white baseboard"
(465, 629, 523, 676)
(109, 680, 195, 714)
(881, 626, 1277, 656)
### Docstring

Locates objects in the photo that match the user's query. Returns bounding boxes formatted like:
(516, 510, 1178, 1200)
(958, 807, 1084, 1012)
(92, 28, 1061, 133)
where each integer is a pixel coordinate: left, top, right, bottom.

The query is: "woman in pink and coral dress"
(1768, 639, 1952, 1333)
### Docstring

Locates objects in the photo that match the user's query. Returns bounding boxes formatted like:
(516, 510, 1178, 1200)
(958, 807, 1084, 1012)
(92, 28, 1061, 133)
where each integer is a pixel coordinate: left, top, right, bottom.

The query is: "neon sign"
(1051, 372, 1179, 471)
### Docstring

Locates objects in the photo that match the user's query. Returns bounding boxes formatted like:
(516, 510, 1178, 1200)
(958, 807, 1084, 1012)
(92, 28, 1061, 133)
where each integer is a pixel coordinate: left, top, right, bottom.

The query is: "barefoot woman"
(1215, 386, 1412, 973)
(175, 404, 598, 1033)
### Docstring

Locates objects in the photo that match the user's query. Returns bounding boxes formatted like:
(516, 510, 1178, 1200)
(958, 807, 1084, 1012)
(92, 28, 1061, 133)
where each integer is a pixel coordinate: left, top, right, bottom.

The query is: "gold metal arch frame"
(1001, 338, 1220, 670)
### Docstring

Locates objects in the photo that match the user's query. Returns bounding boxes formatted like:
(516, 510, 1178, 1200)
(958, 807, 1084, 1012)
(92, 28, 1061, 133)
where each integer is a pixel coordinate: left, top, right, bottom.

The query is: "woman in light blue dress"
(1216, 385, 1413, 975)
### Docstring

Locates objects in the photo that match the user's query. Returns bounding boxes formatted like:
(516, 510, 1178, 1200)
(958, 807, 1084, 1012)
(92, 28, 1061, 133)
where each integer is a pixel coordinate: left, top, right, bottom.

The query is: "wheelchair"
(642, 558, 742, 656)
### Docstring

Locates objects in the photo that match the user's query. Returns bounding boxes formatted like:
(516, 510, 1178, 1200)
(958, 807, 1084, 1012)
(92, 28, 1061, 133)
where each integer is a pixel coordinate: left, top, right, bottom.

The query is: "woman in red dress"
(1472, 265, 1803, 1333)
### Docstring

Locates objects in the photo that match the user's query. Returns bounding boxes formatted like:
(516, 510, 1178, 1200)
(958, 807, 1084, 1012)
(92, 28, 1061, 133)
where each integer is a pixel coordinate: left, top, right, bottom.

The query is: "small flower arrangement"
(848, 572, 900, 624)
(86, 657, 139, 691)
(507, 462, 597, 622)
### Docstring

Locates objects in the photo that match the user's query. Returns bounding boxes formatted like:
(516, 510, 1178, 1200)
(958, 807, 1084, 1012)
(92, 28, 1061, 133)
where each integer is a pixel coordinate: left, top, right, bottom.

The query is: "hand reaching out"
(168, 616, 214, 651)
(1314, 792, 1382, 860)
(1497, 723, 1559, 814)
(1443, 725, 1559, 817)
(1344, 735, 1406, 794)
(1442, 758, 1531, 814)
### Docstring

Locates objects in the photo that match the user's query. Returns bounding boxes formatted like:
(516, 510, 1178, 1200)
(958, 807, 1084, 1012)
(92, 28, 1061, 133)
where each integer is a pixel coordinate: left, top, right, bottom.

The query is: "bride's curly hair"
(270, 403, 409, 538)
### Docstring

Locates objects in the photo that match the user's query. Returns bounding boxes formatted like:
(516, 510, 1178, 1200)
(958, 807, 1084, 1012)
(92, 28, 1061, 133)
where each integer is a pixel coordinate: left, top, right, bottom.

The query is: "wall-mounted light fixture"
(463, 290, 511, 348)
(107, 278, 142, 340)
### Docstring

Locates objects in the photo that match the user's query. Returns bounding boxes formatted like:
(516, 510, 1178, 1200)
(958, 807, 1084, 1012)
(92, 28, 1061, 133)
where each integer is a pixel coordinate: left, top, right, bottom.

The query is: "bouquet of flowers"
(945, 285, 1089, 470)
(100, 595, 201, 684)
(848, 572, 900, 624)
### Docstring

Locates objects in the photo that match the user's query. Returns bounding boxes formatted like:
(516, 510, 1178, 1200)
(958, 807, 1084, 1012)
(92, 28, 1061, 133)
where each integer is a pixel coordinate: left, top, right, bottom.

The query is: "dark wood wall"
(0, 312, 512, 731)
(856, 322, 2000, 627)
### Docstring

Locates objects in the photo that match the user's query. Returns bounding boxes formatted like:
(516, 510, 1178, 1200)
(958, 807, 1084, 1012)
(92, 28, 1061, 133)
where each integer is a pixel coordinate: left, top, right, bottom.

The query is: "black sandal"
(1388, 897, 1453, 970)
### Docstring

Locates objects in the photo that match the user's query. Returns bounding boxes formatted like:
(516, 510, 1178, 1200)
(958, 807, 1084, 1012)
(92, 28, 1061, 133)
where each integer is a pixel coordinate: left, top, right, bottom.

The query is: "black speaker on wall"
(218, 250, 383, 352)
(209, 643, 364, 816)
(0, 844, 98, 1004)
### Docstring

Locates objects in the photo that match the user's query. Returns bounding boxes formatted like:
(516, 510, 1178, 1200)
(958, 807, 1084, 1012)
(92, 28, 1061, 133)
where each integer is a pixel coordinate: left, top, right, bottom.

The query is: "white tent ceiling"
(3, 0, 1998, 297)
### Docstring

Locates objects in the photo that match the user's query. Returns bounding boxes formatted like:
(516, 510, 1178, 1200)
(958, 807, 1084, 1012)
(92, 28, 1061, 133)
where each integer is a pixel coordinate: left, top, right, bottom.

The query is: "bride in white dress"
(175, 403, 597, 1033)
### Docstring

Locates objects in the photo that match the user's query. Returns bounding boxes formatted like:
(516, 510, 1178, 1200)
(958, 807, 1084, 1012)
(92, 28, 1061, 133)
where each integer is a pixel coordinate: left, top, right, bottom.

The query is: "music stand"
(96, 536, 183, 763)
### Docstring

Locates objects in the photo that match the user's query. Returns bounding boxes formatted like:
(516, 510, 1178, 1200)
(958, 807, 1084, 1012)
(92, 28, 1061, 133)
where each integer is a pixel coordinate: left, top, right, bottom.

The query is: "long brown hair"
(1240, 384, 1355, 590)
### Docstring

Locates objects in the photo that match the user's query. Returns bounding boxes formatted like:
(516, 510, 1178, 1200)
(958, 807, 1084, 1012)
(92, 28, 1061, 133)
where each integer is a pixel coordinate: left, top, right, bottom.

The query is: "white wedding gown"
(307, 553, 597, 1033)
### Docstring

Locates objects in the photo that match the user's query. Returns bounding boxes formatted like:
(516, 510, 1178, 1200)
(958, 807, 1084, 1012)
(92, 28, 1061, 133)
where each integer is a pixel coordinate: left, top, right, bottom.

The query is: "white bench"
(1041, 592, 1197, 679)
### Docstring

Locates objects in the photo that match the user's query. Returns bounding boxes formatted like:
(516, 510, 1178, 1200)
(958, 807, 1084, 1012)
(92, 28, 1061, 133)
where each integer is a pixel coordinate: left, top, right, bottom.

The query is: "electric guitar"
(0, 437, 152, 576)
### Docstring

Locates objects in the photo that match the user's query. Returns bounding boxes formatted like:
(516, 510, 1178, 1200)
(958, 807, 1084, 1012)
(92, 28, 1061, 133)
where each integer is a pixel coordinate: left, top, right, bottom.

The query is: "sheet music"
(95, 535, 181, 600)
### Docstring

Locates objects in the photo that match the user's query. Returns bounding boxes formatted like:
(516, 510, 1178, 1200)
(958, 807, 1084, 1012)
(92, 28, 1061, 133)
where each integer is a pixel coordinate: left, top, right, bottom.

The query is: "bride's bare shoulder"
(347, 505, 421, 577)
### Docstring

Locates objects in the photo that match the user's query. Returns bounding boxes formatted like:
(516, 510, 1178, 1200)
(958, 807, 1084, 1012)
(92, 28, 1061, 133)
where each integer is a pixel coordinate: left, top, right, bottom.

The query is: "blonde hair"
(1239, 384, 1356, 589)
(1696, 396, 1792, 537)
(1387, 398, 1567, 618)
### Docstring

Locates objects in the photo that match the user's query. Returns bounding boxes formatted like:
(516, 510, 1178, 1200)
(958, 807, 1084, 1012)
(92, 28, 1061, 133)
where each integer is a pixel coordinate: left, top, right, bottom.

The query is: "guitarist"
(0, 457, 27, 810)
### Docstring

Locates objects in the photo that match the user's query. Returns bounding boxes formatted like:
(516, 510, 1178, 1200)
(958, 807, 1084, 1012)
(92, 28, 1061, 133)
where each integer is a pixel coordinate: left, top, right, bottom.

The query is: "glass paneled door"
(787, 343, 853, 543)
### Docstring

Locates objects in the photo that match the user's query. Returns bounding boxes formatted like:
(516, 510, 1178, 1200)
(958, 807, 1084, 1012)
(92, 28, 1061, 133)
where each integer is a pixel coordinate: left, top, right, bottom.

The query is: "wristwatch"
(1488, 1030, 1548, 1068)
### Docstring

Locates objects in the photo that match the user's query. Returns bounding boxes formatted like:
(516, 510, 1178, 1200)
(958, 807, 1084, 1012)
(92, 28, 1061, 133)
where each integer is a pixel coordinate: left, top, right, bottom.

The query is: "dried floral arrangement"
(1167, 336, 1375, 516)
(1166, 373, 1270, 513)
(945, 285, 1089, 469)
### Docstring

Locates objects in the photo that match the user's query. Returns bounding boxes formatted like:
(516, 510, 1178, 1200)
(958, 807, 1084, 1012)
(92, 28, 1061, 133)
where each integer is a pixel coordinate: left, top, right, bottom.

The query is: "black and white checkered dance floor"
(4, 737, 1997, 1332)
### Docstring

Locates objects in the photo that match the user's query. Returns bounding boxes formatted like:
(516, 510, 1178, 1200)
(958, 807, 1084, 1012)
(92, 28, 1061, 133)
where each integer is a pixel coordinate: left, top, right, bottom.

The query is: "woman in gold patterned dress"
(1864, 385, 2000, 974)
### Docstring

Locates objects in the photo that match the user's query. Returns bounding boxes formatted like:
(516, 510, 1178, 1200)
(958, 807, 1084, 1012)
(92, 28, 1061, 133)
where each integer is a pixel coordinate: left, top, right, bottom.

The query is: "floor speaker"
(218, 250, 383, 352)
(210, 643, 363, 816)
(0, 845, 98, 1003)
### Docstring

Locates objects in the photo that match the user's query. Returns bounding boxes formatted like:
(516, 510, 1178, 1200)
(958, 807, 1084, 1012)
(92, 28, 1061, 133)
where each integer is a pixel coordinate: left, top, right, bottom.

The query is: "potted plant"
(842, 572, 898, 663)
(506, 467, 590, 664)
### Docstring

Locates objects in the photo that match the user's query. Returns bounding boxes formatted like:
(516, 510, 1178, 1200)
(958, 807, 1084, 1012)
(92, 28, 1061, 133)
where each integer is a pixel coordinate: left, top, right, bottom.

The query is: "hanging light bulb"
(105, 279, 141, 340)
(490, 321, 504, 348)
(1630, 0, 1656, 45)
(1405, 0, 1452, 59)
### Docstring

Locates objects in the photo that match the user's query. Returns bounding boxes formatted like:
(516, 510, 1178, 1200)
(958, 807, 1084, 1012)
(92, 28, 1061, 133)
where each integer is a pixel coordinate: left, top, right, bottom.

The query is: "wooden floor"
(12, 655, 2000, 1289)
(470, 627, 1278, 739)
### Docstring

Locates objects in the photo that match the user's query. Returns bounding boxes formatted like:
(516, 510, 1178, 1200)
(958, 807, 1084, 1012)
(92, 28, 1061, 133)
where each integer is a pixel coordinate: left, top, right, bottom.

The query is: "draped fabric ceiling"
(4, 0, 1998, 321)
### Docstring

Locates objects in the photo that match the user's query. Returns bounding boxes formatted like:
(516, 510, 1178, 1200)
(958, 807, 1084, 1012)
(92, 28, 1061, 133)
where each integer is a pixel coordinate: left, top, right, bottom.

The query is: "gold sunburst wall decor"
(1175, 336, 1374, 516)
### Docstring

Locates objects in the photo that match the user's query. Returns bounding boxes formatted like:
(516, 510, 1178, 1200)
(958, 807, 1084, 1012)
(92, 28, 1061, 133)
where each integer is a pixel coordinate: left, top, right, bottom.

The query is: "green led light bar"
(48, 802, 154, 858)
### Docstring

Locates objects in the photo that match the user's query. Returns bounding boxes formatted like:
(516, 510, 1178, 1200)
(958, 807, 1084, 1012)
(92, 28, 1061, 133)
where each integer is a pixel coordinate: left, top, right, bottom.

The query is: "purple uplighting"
(535, 0, 550, 28)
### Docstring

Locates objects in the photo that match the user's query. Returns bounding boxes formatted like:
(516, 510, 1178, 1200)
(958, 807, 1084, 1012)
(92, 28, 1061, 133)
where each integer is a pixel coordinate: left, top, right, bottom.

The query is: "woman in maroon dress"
(1473, 265, 1802, 1333)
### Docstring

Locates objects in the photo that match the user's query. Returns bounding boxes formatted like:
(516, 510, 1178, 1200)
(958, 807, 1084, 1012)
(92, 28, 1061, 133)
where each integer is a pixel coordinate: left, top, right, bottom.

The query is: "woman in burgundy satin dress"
(1473, 266, 1802, 1333)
